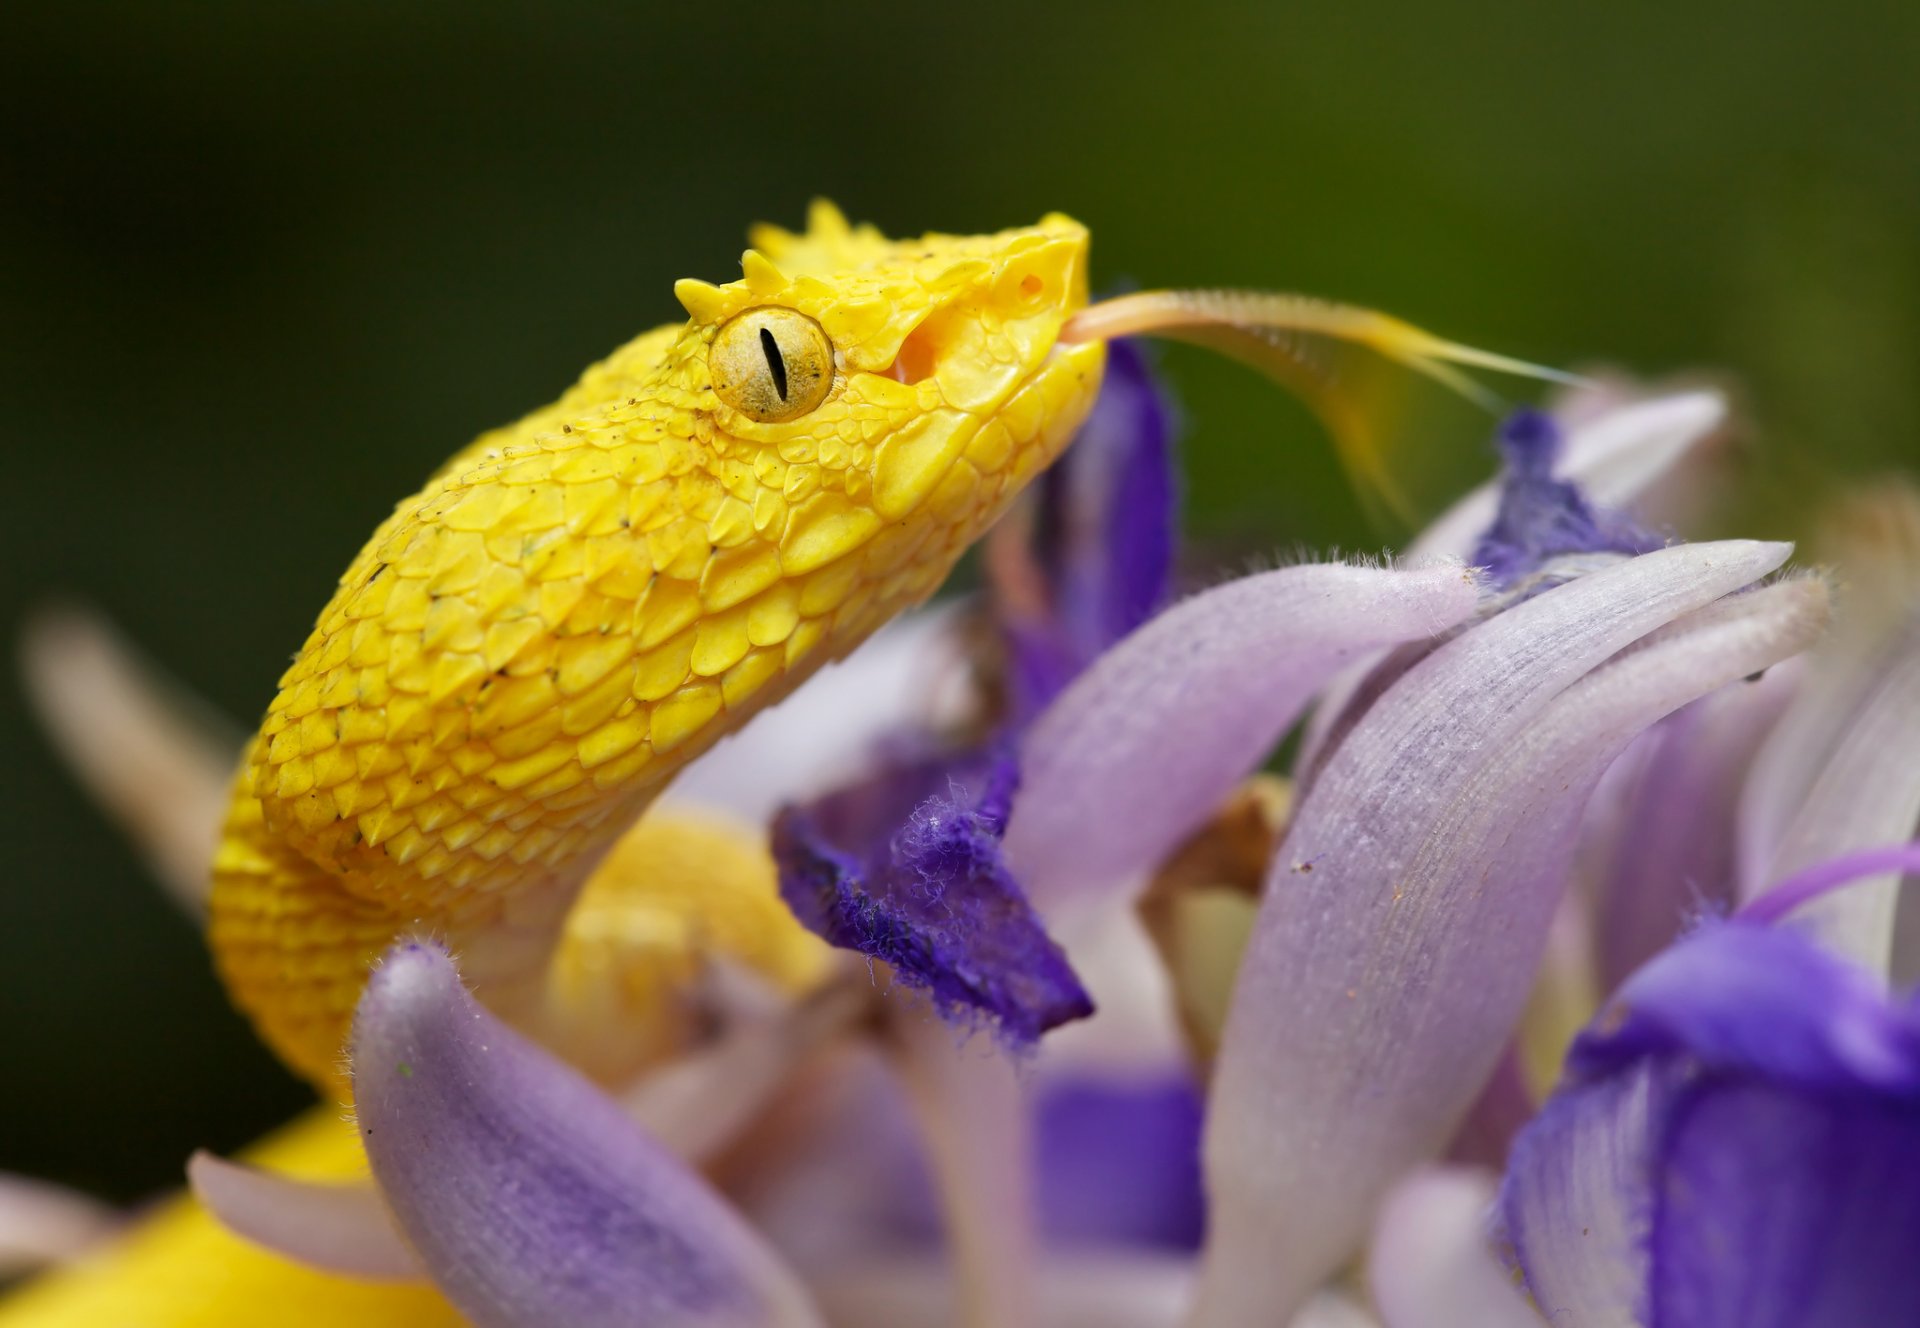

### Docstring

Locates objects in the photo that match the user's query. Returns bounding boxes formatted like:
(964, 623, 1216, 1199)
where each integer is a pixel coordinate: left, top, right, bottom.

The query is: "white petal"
(886, 1007, 1037, 1328)
(1368, 1167, 1541, 1328)
(19, 606, 239, 913)
(188, 1151, 420, 1280)
(1189, 545, 1820, 1322)
(814, 1254, 1195, 1328)
(1737, 553, 1920, 973)
(0, 1174, 117, 1276)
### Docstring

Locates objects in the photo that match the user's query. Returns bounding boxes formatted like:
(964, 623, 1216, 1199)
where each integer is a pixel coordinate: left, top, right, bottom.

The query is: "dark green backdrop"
(5, 0, 1918, 1200)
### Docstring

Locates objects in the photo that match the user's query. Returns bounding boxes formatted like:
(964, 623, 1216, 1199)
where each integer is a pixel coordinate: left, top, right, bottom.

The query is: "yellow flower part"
(543, 804, 834, 1083)
(0, 1113, 461, 1328)
(1, 807, 826, 1324)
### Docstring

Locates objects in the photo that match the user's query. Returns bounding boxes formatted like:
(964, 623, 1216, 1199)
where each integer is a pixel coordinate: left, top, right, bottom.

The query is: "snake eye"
(709, 307, 834, 423)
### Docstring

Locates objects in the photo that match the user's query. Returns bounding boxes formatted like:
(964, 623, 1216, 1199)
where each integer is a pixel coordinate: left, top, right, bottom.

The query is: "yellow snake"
(208, 202, 1568, 1094)
(208, 203, 1107, 1091)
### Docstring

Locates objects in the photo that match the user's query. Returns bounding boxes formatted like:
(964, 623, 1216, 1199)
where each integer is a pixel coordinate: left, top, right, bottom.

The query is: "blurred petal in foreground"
(352, 943, 823, 1328)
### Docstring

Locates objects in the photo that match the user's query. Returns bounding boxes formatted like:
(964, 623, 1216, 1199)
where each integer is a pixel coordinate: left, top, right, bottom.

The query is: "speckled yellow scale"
(208, 203, 1104, 1090)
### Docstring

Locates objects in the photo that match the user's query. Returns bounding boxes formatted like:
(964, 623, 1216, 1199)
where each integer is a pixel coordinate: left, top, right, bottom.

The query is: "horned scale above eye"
(709, 306, 834, 422)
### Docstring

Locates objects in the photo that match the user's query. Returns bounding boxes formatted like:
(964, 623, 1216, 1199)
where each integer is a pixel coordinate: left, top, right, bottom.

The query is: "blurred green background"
(4, 0, 1918, 1201)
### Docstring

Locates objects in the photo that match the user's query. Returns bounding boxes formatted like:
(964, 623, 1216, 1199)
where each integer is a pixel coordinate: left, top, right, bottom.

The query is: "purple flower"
(24, 370, 1899, 1328)
(1502, 855, 1920, 1328)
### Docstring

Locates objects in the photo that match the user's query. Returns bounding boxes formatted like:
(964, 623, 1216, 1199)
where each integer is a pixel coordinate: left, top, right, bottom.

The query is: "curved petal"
(1499, 1063, 1663, 1327)
(1737, 484, 1920, 972)
(1190, 545, 1818, 1322)
(1006, 560, 1486, 920)
(0, 1174, 117, 1276)
(1507, 915, 1920, 1328)
(18, 605, 240, 914)
(187, 1152, 419, 1280)
(994, 338, 1179, 719)
(1567, 920, 1920, 1094)
(351, 943, 821, 1328)
(1591, 662, 1799, 989)
(1304, 390, 1727, 776)
(1368, 1167, 1540, 1328)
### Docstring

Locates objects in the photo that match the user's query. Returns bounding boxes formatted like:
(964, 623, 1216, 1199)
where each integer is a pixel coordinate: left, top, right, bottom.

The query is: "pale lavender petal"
(814, 1253, 1196, 1328)
(1410, 390, 1727, 564)
(187, 1151, 420, 1279)
(0, 1173, 117, 1276)
(1592, 661, 1799, 989)
(1368, 1167, 1540, 1328)
(352, 943, 821, 1328)
(1006, 560, 1485, 920)
(19, 605, 240, 913)
(1305, 392, 1724, 781)
(1737, 491, 1920, 970)
(618, 974, 868, 1164)
(1190, 545, 1820, 1323)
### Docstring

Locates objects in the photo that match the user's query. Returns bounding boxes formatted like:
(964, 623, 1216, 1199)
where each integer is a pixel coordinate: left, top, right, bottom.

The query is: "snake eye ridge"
(710, 307, 834, 422)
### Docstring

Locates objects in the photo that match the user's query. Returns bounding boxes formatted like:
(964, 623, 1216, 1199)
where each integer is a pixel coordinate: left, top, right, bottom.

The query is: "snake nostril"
(885, 323, 940, 385)
(1019, 273, 1045, 299)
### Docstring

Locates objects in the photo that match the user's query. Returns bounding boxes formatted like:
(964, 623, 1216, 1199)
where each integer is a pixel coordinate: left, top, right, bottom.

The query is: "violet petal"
(1032, 1073, 1206, 1251)
(1191, 544, 1819, 1322)
(774, 746, 1092, 1046)
(1469, 409, 1663, 586)
(1412, 390, 1725, 564)
(1567, 919, 1920, 1095)
(1000, 339, 1179, 719)
(1007, 560, 1486, 920)
(351, 943, 821, 1328)
(1504, 920, 1920, 1327)
(1651, 1081, 1920, 1328)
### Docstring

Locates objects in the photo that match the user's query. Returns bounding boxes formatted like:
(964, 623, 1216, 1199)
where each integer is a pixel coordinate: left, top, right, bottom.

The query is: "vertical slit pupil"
(759, 327, 789, 402)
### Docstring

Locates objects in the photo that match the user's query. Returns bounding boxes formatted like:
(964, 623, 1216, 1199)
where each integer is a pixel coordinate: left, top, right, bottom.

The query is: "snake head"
(669, 202, 1106, 568)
